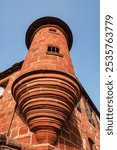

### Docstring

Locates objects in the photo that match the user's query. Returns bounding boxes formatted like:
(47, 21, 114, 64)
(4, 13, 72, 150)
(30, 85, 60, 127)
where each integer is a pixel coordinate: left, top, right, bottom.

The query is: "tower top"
(25, 16, 73, 50)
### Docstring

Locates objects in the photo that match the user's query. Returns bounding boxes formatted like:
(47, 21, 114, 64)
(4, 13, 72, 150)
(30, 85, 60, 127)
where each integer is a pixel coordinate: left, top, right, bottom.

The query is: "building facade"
(0, 17, 100, 150)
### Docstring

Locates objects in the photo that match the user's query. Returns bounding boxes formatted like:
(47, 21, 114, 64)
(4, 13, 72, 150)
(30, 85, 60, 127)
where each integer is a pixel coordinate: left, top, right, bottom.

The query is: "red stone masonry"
(12, 17, 81, 145)
(0, 17, 100, 150)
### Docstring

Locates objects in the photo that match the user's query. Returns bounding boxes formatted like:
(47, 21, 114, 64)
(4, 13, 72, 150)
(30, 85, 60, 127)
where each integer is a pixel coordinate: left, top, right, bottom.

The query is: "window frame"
(46, 45, 63, 57)
(48, 46, 60, 53)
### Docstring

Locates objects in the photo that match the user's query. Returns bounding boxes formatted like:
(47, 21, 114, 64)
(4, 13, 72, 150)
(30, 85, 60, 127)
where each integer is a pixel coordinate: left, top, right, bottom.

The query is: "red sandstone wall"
(0, 71, 100, 150)
(0, 17, 99, 150)
(20, 25, 75, 76)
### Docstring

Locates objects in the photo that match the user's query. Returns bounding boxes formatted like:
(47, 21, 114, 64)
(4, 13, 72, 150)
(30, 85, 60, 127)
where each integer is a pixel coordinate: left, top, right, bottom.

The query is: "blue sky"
(0, 0, 100, 110)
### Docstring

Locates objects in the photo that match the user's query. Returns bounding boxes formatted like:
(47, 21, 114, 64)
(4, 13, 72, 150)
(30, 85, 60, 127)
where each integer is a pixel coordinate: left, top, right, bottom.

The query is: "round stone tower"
(12, 17, 81, 145)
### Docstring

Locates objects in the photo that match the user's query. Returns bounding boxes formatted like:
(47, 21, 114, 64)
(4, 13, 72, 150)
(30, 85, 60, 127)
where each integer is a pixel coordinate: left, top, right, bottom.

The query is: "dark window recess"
(76, 102, 82, 112)
(85, 100, 95, 127)
(49, 28, 57, 32)
(88, 138, 94, 150)
(48, 46, 59, 53)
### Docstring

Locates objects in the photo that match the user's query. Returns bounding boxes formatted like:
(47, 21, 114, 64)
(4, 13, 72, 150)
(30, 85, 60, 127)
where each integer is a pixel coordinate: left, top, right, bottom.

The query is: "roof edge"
(25, 16, 73, 50)
(0, 61, 23, 80)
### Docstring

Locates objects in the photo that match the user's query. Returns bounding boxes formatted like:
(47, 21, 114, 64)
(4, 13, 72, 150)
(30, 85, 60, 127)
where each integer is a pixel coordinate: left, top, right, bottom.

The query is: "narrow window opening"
(85, 99, 95, 127)
(48, 46, 52, 52)
(76, 102, 82, 113)
(49, 28, 57, 32)
(52, 47, 55, 52)
(56, 47, 59, 53)
(88, 138, 94, 150)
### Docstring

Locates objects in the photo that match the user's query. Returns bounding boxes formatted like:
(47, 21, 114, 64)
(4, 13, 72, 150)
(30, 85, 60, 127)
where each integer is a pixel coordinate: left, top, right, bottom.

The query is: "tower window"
(88, 138, 94, 150)
(49, 28, 57, 32)
(48, 46, 59, 53)
(47, 45, 63, 57)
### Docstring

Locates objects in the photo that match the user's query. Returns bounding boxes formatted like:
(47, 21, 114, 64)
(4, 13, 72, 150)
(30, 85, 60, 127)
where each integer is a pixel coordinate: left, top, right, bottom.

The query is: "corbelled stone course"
(12, 70, 81, 144)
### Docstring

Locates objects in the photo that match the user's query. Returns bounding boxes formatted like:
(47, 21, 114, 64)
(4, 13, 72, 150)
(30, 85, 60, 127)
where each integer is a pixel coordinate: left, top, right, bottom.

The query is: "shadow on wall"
(58, 109, 83, 150)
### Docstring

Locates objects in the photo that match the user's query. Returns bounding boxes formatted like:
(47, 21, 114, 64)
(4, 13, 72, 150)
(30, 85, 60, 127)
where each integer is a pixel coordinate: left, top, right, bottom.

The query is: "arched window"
(49, 28, 57, 32)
